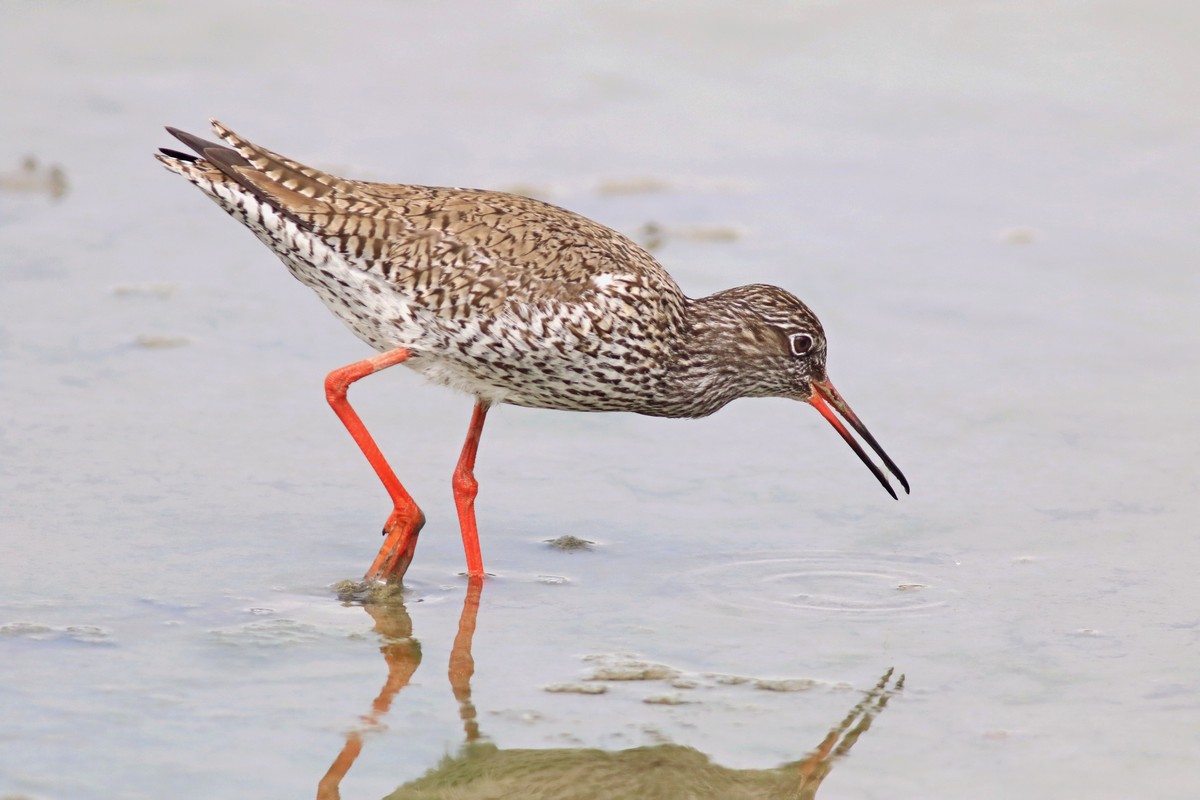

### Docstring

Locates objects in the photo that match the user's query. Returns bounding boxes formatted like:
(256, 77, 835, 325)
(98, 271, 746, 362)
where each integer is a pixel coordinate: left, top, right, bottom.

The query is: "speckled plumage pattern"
(155, 122, 832, 419)
(157, 122, 906, 582)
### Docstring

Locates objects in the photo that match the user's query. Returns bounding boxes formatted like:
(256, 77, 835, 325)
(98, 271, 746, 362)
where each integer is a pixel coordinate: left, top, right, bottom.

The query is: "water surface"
(2, 2, 1198, 798)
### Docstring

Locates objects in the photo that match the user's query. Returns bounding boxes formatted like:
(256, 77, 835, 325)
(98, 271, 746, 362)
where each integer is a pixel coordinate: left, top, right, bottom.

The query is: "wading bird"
(157, 122, 908, 582)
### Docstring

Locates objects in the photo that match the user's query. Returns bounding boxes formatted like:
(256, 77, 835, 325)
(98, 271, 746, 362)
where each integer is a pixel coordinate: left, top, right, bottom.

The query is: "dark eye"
(788, 333, 814, 356)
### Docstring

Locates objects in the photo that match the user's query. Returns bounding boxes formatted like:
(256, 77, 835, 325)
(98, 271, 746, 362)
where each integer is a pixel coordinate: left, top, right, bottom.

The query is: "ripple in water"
(685, 553, 949, 617)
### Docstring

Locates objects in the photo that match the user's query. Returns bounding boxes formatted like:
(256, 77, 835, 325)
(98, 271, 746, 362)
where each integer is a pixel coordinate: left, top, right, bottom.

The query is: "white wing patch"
(591, 274, 617, 291)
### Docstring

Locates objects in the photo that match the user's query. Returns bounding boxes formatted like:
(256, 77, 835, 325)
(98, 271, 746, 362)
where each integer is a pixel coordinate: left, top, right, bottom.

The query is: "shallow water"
(2, 2, 1199, 798)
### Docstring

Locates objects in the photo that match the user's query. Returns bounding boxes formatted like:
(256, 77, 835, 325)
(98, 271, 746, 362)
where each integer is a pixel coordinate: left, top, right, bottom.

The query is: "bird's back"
(158, 122, 688, 411)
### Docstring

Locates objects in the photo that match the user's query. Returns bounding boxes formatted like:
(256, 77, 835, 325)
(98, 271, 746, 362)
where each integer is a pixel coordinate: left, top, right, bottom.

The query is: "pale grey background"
(2, 2, 1198, 798)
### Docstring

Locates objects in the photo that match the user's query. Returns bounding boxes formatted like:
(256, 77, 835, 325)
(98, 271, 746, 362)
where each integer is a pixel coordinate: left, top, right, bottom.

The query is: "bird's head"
(699, 284, 909, 499)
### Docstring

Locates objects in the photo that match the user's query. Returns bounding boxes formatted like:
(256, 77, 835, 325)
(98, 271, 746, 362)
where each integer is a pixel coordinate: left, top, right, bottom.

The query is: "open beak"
(807, 379, 909, 500)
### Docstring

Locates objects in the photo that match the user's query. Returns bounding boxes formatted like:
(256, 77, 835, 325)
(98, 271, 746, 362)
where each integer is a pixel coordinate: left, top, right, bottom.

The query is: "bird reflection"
(318, 580, 902, 800)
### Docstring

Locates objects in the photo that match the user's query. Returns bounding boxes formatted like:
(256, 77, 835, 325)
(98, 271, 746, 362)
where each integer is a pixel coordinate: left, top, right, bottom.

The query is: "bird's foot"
(363, 507, 425, 583)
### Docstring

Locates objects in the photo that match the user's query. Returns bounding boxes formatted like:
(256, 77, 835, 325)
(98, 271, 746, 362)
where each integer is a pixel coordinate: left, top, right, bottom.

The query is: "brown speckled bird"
(157, 121, 908, 583)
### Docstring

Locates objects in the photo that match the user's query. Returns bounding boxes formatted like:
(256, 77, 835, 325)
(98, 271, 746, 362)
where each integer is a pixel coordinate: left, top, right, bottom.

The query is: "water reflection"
(320, 581, 902, 800)
(317, 584, 425, 799)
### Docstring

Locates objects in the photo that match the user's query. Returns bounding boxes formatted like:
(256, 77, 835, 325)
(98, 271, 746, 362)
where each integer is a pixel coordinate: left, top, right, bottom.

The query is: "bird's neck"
(654, 289, 772, 419)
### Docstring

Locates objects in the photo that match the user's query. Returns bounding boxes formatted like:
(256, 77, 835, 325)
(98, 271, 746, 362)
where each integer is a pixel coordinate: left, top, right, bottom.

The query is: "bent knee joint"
(324, 373, 350, 402)
(453, 471, 479, 499)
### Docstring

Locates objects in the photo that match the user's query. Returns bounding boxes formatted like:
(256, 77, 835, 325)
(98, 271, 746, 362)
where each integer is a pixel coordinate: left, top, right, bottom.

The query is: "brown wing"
(195, 121, 683, 321)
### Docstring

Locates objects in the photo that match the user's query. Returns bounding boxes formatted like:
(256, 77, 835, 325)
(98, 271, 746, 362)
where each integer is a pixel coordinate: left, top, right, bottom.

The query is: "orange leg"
(324, 347, 424, 583)
(452, 402, 489, 578)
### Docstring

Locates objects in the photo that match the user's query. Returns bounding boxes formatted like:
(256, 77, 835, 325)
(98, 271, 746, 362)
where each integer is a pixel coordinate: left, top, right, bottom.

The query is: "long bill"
(807, 379, 909, 500)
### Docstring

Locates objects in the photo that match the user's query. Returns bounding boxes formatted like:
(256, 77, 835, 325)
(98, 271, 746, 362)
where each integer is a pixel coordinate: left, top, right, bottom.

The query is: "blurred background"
(2, 2, 1198, 798)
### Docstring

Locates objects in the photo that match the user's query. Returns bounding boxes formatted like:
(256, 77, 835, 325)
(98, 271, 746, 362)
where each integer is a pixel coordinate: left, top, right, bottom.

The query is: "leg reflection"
(317, 581, 485, 800)
(448, 578, 484, 744)
(316, 590, 422, 800)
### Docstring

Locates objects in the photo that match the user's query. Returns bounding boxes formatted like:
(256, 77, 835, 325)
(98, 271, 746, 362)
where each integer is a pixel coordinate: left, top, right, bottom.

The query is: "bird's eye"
(789, 333, 814, 356)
